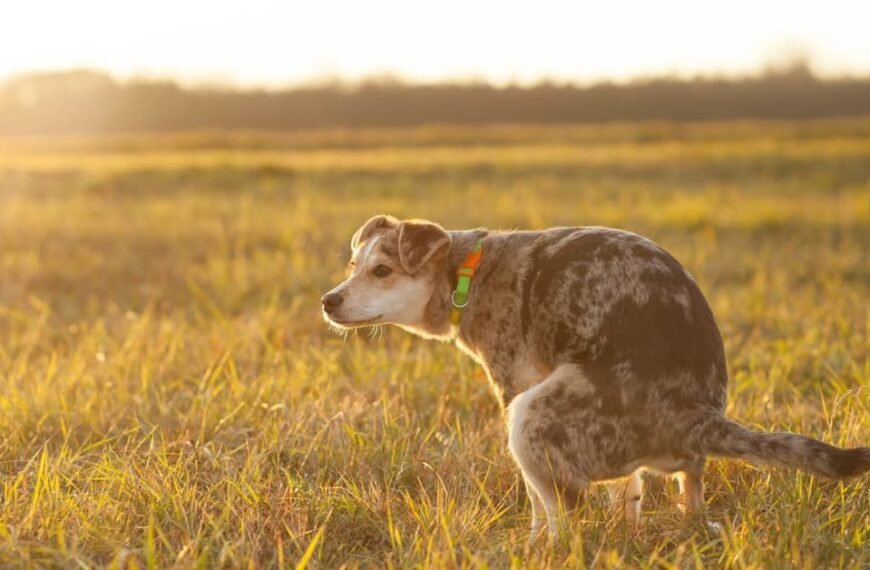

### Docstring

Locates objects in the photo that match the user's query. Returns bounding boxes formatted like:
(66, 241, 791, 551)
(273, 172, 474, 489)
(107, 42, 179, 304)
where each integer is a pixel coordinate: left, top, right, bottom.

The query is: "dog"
(322, 215, 870, 538)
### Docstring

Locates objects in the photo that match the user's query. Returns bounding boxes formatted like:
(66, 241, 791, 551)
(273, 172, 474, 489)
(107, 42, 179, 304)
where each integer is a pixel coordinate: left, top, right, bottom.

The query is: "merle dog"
(322, 215, 870, 538)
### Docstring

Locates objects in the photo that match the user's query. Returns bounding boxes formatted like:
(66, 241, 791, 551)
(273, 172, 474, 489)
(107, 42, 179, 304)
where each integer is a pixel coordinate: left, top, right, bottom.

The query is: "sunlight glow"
(1, 0, 868, 86)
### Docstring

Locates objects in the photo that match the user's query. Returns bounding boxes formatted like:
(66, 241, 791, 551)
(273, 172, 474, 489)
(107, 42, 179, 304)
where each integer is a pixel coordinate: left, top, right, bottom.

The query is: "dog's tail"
(690, 413, 870, 479)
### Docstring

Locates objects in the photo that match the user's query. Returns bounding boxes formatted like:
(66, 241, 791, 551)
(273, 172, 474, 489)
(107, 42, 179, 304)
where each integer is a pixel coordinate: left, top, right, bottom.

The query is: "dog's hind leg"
(507, 364, 592, 539)
(675, 457, 720, 533)
(607, 470, 644, 526)
(675, 469, 703, 514)
(509, 390, 564, 538)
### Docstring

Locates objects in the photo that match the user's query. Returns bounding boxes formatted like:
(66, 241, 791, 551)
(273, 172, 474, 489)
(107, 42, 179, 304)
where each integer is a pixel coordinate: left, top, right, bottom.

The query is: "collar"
(450, 238, 485, 326)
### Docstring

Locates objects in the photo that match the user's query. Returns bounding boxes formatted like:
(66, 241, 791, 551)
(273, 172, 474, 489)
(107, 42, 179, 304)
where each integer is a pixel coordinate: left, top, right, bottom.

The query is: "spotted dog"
(322, 215, 870, 538)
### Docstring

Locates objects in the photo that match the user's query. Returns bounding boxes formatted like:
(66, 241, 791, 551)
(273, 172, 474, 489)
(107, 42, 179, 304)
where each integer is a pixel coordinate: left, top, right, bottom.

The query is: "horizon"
(3, 56, 863, 94)
(2, 1, 869, 89)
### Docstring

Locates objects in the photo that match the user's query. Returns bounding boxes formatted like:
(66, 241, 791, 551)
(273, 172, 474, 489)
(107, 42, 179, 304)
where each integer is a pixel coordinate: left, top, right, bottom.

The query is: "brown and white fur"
(322, 215, 870, 539)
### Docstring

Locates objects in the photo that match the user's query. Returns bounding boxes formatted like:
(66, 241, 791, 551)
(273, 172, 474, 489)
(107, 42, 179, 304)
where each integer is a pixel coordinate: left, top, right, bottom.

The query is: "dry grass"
(0, 119, 868, 568)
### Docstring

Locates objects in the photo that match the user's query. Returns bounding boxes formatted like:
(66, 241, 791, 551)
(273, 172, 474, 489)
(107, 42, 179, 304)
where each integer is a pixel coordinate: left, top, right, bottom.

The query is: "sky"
(1, 0, 868, 87)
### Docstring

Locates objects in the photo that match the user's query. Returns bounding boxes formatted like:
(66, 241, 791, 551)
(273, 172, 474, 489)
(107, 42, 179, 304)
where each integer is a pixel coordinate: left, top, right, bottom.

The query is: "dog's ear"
(351, 215, 398, 250)
(397, 220, 451, 275)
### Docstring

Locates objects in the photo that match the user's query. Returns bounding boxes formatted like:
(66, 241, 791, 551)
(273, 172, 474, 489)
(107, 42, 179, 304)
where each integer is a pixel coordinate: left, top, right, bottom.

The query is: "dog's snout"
(321, 292, 344, 312)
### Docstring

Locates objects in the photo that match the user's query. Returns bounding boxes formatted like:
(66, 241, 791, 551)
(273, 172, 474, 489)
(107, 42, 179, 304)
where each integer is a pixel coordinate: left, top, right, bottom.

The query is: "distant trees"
(1, 68, 869, 134)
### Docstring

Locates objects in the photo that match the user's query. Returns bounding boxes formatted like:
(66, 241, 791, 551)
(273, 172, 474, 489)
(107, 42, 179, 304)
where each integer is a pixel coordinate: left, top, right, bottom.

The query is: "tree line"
(1, 67, 869, 134)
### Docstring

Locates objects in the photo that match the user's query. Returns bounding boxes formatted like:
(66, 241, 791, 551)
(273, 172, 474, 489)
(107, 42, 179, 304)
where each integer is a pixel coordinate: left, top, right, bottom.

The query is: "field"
(0, 119, 868, 568)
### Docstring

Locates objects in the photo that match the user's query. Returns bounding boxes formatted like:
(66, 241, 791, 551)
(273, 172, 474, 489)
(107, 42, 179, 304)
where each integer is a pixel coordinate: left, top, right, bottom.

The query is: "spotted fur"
(323, 216, 870, 539)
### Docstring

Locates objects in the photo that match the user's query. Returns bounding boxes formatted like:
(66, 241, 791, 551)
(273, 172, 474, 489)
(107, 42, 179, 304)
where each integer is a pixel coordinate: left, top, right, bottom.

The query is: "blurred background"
(0, 2, 868, 567)
(2, 0, 870, 132)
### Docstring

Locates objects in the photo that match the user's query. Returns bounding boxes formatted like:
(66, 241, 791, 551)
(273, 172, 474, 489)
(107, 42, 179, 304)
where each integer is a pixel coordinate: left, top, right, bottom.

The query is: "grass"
(0, 119, 868, 568)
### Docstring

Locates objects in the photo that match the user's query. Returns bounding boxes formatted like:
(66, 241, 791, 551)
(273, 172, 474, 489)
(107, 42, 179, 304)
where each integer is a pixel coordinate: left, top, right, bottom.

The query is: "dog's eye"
(372, 265, 392, 278)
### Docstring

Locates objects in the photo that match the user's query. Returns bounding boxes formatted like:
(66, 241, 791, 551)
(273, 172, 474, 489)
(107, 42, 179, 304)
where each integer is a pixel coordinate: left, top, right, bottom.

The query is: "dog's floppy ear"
(397, 220, 451, 275)
(351, 215, 398, 250)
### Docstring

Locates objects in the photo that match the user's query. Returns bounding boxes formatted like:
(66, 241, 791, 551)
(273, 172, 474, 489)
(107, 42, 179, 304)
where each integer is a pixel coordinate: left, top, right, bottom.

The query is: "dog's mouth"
(325, 313, 384, 328)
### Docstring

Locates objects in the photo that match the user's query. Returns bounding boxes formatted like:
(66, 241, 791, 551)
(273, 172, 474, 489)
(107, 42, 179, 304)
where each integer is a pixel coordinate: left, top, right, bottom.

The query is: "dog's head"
(321, 215, 452, 333)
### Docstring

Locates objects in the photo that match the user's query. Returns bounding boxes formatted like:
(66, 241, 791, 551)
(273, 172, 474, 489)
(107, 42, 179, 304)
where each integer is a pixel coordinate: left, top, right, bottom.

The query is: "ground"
(0, 119, 867, 568)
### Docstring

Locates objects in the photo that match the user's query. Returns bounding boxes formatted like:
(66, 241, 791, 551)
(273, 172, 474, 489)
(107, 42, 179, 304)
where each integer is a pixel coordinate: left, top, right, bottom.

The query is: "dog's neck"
(412, 229, 490, 341)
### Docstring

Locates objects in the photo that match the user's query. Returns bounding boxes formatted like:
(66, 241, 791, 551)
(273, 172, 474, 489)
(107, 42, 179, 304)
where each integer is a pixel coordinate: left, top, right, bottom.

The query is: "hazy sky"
(2, 0, 868, 86)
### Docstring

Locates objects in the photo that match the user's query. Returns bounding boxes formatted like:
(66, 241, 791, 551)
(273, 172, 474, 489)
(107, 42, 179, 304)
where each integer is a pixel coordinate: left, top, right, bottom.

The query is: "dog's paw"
(705, 520, 722, 536)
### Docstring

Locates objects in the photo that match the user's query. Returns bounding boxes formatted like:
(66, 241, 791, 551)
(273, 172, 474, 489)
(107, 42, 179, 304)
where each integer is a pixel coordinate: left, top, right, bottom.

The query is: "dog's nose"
(321, 292, 344, 312)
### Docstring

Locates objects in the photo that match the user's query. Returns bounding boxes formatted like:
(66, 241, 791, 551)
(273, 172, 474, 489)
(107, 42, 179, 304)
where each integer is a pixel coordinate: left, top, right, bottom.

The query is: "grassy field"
(0, 119, 868, 568)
